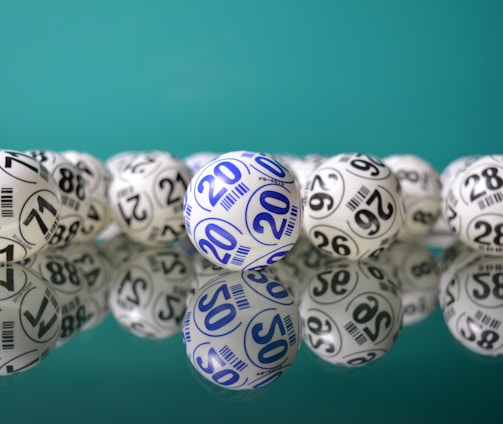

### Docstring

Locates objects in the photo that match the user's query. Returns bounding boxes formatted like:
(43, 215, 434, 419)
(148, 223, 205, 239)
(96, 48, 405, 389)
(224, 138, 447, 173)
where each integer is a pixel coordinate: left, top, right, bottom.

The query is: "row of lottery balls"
(1, 149, 501, 267)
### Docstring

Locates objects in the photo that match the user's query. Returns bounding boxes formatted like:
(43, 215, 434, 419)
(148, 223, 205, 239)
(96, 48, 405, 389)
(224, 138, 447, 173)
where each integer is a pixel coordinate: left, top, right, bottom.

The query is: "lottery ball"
(383, 154, 442, 241)
(62, 150, 113, 241)
(56, 241, 113, 331)
(25, 149, 91, 247)
(108, 245, 194, 339)
(108, 151, 193, 246)
(298, 257, 402, 367)
(441, 155, 503, 256)
(439, 253, 503, 356)
(302, 152, 406, 260)
(183, 270, 301, 390)
(184, 151, 218, 173)
(0, 262, 61, 375)
(183, 150, 303, 271)
(24, 249, 90, 346)
(0, 150, 62, 263)
(381, 240, 440, 325)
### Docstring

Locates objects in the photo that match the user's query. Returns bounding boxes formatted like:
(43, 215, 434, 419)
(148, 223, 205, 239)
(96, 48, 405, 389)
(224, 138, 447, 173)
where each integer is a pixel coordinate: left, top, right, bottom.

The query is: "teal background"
(1, 1, 503, 423)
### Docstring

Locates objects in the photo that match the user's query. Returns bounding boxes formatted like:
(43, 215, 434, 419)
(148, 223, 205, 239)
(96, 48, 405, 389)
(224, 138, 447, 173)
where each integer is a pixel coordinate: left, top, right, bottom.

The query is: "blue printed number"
(252, 190, 290, 240)
(246, 272, 289, 300)
(198, 284, 237, 332)
(197, 161, 242, 206)
(196, 347, 240, 386)
(254, 155, 287, 179)
(198, 223, 237, 265)
(251, 313, 288, 364)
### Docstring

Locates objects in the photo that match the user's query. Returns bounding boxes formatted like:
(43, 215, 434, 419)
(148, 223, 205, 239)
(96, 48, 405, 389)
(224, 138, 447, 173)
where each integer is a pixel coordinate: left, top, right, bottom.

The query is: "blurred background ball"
(62, 151, 113, 241)
(183, 150, 303, 271)
(439, 253, 503, 356)
(57, 241, 114, 331)
(380, 240, 440, 325)
(383, 154, 442, 241)
(25, 149, 90, 247)
(108, 245, 194, 339)
(302, 152, 406, 260)
(0, 262, 61, 375)
(108, 151, 193, 246)
(0, 150, 62, 263)
(298, 257, 402, 367)
(183, 270, 301, 390)
(441, 155, 503, 256)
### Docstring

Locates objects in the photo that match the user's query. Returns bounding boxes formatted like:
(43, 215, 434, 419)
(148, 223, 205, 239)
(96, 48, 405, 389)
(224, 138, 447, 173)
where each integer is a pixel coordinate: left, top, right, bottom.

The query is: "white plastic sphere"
(0, 150, 62, 262)
(23, 249, 90, 346)
(108, 245, 194, 339)
(383, 154, 442, 240)
(441, 155, 503, 256)
(183, 269, 301, 390)
(62, 151, 113, 241)
(25, 149, 91, 247)
(56, 241, 113, 331)
(0, 262, 61, 375)
(183, 151, 303, 271)
(439, 253, 503, 356)
(108, 151, 193, 246)
(381, 240, 440, 325)
(302, 152, 406, 260)
(298, 257, 402, 367)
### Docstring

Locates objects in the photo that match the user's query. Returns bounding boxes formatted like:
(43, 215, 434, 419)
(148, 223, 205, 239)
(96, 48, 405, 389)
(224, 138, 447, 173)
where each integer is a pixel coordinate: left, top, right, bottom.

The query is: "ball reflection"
(298, 257, 402, 367)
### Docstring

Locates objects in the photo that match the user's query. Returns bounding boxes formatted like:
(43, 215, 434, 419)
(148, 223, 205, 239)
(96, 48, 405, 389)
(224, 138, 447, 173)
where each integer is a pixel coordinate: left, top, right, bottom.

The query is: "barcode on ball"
(477, 191, 503, 210)
(1, 321, 14, 350)
(344, 321, 368, 345)
(1, 187, 14, 218)
(220, 183, 249, 211)
(219, 345, 248, 371)
(346, 185, 370, 212)
(474, 309, 501, 329)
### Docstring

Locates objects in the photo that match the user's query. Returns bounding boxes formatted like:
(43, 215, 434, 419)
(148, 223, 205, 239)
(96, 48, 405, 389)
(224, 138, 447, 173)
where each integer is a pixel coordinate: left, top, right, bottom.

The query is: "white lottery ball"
(25, 150, 91, 247)
(184, 151, 218, 173)
(442, 155, 503, 256)
(302, 152, 406, 260)
(24, 249, 90, 346)
(108, 151, 193, 246)
(0, 262, 61, 375)
(298, 258, 402, 367)
(383, 154, 442, 240)
(62, 151, 113, 241)
(108, 245, 194, 339)
(183, 151, 303, 271)
(0, 150, 62, 263)
(439, 253, 503, 356)
(56, 241, 113, 331)
(183, 270, 301, 390)
(381, 241, 440, 325)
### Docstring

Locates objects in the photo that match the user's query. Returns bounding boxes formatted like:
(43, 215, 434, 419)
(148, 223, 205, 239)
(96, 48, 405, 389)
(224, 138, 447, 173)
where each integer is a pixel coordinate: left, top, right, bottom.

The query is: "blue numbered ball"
(183, 151, 303, 271)
(182, 270, 301, 390)
(302, 152, 406, 260)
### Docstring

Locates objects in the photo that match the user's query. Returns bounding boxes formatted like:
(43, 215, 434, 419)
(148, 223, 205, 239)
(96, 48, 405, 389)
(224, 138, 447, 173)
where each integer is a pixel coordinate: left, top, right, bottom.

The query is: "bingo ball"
(183, 150, 303, 271)
(383, 154, 442, 240)
(57, 241, 113, 331)
(298, 258, 402, 367)
(0, 262, 61, 375)
(302, 152, 406, 260)
(108, 151, 193, 246)
(183, 270, 301, 390)
(25, 150, 90, 247)
(108, 245, 194, 339)
(0, 150, 62, 262)
(442, 155, 503, 256)
(62, 151, 113, 241)
(24, 249, 90, 346)
(439, 253, 503, 356)
(381, 240, 440, 325)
